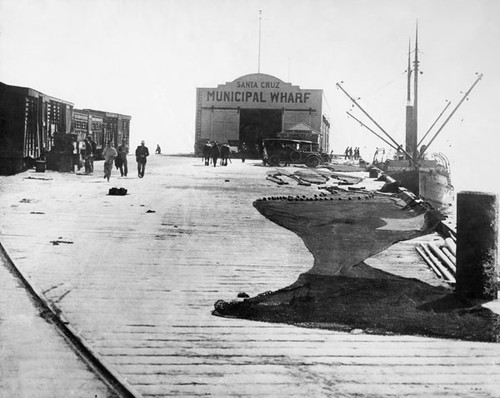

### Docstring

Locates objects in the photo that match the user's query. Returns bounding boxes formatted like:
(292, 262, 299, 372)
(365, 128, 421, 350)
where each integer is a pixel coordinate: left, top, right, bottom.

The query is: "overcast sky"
(1, 0, 499, 192)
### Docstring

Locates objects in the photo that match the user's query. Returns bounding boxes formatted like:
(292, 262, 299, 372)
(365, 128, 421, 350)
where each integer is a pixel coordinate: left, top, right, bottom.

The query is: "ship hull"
(378, 159, 454, 211)
(419, 169, 454, 210)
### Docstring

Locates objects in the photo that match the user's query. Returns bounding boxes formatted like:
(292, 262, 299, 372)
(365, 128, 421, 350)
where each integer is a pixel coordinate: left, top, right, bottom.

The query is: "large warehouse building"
(195, 73, 330, 157)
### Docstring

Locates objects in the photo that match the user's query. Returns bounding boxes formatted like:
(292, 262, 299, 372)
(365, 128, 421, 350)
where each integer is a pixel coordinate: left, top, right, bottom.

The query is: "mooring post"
(456, 191, 498, 300)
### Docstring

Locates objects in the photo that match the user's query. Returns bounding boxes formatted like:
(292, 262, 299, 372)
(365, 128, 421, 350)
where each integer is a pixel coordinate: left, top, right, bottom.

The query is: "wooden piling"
(455, 191, 498, 300)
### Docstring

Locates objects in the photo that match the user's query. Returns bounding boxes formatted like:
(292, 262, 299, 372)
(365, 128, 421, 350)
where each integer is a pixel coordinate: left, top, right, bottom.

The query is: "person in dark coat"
(239, 142, 248, 163)
(83, 137, 93, 174)
(90, 137, 97, 172)
(210, 142, 220, 167)
(135, 140, 149, 178)
(220, 142, 231, 166)
(117, 139, 129, 177)
(202, 140, 211, 166)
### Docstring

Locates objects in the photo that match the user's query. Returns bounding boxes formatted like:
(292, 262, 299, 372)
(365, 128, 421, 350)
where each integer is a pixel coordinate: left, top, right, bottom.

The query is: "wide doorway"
(239, 109, 282, 158)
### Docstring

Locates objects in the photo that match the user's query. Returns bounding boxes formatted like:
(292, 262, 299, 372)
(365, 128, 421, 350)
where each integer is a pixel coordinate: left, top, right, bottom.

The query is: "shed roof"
(287, 122, 320, 135)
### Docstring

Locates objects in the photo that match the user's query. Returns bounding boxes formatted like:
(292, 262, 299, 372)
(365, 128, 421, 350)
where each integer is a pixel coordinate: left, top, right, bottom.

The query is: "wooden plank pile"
(416, 232, 457, 283)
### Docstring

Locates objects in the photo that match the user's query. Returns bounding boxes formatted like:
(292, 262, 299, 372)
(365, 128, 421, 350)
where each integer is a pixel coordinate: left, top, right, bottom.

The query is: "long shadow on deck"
(214, 195, 500, 342)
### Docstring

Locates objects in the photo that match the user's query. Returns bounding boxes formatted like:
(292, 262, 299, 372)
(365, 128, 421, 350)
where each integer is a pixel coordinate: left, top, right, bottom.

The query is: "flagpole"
(258, 10, 262, 73)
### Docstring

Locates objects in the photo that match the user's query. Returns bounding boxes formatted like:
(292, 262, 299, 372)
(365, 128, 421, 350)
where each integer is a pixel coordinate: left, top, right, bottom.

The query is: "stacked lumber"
(416, 232, 457, 283)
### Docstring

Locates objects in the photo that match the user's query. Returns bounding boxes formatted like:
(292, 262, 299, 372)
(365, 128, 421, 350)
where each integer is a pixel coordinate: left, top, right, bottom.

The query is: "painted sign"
(200, 73, 322, 110)
(206, 90, 312, 104)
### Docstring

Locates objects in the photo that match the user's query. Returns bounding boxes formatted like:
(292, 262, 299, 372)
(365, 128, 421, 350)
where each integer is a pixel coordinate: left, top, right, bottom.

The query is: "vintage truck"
(262, 138, 328, 168)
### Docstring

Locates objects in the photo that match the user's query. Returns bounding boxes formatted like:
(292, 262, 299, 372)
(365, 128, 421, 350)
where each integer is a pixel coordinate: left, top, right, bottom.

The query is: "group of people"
(344, 146, 361, 160)
(202, 141, 232, 167)
(101, 140, 150, 181)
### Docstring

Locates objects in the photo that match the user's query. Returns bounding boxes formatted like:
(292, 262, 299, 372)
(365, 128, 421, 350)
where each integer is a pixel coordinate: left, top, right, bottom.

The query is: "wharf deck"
(0, 156, 499, 397)
(0, 244, 120, 398)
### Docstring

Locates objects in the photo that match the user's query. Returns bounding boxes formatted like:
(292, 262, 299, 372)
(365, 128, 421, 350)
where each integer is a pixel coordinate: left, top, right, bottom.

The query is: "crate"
(35, 160, 46, 172)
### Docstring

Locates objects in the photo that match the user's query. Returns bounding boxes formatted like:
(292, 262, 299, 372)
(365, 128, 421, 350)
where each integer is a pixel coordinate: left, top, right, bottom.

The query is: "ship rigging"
(336, 27, 483, 209)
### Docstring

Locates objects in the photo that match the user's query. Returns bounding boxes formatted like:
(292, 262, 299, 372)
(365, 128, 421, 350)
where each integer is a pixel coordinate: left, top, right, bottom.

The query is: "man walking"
(239, 142, 247, 163)
(89, 136, 97, 172)
(135, 140, 149, 178)
(220, 142, 230, 166)
(202, 140, 211, 166)
(102, 140, 117, 182)
(210, 142, 220, 167)
(83, 136, 93, 174)
(117, 139, 129, 177)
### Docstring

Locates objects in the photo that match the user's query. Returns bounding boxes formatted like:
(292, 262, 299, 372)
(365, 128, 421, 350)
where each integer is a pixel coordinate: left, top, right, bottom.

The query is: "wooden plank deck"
(365, 233, 450, 287)
(1, 156, 499, 397)
(0, 249, 120, 398)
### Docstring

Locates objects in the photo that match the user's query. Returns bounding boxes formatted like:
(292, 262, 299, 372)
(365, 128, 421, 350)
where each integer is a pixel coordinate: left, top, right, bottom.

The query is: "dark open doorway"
(239, 109, 282, 158)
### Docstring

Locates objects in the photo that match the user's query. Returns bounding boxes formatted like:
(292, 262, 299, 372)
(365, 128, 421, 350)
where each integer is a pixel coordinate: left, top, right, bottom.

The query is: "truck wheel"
(268, 155, 280, 166)
(306, 156, 320, 168)
(290, 151, 301, 162)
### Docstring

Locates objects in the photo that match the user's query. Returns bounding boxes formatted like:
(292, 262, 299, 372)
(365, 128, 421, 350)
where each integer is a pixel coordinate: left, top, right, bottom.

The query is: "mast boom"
(418, 73, 483, 160)
(346, 112, 398, 150)
(336, 82, 418, 166)
(417, 101, 452, 148)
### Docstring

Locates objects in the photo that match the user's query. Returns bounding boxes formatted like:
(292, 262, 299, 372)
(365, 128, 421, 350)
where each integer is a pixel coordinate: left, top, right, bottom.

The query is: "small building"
(278, 122, 320, 143)
(0, 82, 73, 174)
(195, 73, 330, 157)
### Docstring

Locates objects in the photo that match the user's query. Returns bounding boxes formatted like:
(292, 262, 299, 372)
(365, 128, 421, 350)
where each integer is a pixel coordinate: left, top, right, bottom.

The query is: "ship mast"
(413, 23, 419, 150)
(339, 25, 482, 169)
(406, 24, 419, 163)
(405, 38, 414, 162)
(406, 39, 412, 104)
